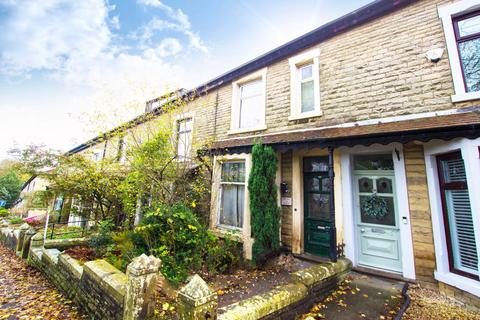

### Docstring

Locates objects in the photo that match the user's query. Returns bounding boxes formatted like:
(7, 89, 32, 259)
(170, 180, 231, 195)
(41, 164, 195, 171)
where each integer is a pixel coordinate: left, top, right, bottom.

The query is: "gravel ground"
(0, 244, 85, 320)
(403, 284, 480, 320)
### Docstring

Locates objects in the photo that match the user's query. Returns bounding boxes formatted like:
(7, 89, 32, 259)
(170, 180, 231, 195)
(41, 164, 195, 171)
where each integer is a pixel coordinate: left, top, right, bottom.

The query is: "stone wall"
(0, 225, 161, 320)
(403, 142, 437, 285)
(211, 0, 480, 142)
(280, 151, 293, 249)
(28, 247, 126, 320)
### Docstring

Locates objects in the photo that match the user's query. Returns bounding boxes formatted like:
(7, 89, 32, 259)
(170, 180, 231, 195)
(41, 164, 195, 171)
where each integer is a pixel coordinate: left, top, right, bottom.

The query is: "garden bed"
(209, 254, 315, 308)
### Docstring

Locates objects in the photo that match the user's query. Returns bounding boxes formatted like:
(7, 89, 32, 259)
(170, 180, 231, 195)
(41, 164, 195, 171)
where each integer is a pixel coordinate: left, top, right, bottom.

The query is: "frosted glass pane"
(458, 39, 480, 93)
(301, 80, 315, 112)
(221, 162, 245, 182)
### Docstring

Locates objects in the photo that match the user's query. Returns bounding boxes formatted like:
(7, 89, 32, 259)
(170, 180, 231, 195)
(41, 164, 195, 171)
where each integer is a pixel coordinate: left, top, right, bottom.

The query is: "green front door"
(303, 157, 332, 257)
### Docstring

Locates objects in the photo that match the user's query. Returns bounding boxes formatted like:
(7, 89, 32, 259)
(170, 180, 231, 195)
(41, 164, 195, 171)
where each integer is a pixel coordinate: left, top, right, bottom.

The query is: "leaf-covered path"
(0, 244, 85, 320)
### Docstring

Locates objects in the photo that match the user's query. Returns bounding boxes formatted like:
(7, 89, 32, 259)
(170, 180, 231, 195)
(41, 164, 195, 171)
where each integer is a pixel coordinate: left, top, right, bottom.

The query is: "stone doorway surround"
(290, 148, 343, 256)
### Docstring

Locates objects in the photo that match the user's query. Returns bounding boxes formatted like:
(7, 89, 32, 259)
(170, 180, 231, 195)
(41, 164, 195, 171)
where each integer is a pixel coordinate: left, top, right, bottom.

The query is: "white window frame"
(174, 112, 194, 162)
(217, 160, 246, 230)
(229, 68, 267, 135)
(424, 138, 480, 297)
(210, 153, 254, 259)
(438, 1, 480, 103)
(288, 48, 321, 121)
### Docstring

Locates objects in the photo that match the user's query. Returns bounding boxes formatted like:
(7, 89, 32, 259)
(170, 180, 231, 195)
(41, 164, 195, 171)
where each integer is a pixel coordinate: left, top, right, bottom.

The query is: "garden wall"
(29, 247, 126, 320)
(0, 224, 161, 320)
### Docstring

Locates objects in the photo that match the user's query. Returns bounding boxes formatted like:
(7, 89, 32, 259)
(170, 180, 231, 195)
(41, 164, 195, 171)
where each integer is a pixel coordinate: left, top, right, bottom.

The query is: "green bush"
(0, 208, 9, 217)
(104, 231, 145, 271)
(248, 144, 281, 263)
(135, 203, 241, 286)
(89, 219, 115, 255)
(8, 216, 23, 224)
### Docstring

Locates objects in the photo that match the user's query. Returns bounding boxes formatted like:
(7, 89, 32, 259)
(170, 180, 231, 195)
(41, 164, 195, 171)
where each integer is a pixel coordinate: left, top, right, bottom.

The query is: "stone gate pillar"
(177, 274, 217, 320)
(16, 223, 30, 254)
(123, 254, 161, 320)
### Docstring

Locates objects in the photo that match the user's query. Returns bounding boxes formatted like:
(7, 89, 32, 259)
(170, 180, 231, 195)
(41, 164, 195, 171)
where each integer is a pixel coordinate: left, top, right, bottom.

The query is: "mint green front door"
(353, 155, 402, 273)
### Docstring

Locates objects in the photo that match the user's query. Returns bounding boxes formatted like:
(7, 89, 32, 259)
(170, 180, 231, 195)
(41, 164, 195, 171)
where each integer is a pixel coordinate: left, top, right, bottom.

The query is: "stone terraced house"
(64, 0, 480, 306)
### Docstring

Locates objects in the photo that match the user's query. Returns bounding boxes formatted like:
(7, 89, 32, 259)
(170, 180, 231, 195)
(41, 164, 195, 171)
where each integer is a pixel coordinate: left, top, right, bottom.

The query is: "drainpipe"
(328, 146, 337, 262)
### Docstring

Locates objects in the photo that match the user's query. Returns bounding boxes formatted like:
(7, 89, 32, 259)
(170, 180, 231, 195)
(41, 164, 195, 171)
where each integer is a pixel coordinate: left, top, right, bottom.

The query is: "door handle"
(360, 228, 365, 233)
(317, 226, 326, 230)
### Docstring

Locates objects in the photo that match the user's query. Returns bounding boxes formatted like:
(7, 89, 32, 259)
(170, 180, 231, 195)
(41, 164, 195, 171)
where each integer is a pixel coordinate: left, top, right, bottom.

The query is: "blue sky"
(0, 0, 371, 159)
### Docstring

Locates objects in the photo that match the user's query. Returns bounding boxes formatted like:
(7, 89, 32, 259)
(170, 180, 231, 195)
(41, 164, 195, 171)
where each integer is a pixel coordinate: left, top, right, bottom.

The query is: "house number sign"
(281, 197, 292, 206)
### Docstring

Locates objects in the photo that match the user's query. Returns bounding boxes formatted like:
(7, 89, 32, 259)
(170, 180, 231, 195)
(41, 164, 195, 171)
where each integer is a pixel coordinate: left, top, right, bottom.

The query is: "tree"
(0, 171, 23, 208)
(248, 144, 281, 264)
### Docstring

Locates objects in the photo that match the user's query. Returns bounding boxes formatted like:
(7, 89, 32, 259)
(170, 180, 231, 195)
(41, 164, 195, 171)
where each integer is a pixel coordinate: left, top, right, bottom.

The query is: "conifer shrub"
(248, 144, 281, 264)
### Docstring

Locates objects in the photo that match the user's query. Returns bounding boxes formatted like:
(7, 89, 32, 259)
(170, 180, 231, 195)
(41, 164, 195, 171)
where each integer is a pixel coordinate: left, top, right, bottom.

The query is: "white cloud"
(136, 0, 208, 54)
(0, 0, 112, 77)
(0, 0, 204, 158)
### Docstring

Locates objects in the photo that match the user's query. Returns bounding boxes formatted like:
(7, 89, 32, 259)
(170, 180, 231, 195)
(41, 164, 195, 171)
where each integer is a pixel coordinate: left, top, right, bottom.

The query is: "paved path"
(300, 271, 405, 320)
(0, 244, 84, 320)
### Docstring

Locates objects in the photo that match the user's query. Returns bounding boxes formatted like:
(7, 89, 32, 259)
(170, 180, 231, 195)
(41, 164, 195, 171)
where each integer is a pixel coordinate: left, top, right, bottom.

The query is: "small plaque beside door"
(281, 197, 292, 206)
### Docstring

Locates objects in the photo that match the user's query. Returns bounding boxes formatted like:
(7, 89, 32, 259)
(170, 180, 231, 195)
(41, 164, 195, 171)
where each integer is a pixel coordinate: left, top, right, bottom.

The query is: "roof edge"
(192, 0, 419, 95)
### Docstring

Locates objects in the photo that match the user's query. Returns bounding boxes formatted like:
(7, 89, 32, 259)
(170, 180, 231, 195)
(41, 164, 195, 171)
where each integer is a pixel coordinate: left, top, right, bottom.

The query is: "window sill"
(227, 125, 267, 135)
(210, 226, 243, 242)
(434, 270, 480, 297)
(288, 110, 323, 121)
(451, 91, 480, 103)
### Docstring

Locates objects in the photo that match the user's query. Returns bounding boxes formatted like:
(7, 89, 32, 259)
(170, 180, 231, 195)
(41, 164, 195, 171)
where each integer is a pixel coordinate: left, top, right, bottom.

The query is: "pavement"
(301, 271, 405, 320)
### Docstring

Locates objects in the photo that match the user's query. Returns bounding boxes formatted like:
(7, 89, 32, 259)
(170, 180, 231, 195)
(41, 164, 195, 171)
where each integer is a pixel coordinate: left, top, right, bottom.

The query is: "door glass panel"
(306, 176, 320, 192)
(304, 157, 328, 173)
(359, 177, 373, 193)
(360, 195, 395, 226)
(308, 193, 329, 219)
(354, 154, 394, 170)
(376, 177, 393, 194)
(321, 177, 331, 193)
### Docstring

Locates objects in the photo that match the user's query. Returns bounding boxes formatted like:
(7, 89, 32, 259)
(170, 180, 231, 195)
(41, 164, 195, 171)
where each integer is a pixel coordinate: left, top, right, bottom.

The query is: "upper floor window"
(229, 68, 267, 134)
(177, 117, 192, 161)
(454, 12, 480, 93)
(439, 1, 480, 102)
(289, 48, 321, 120)
(93, 150, 103, 162)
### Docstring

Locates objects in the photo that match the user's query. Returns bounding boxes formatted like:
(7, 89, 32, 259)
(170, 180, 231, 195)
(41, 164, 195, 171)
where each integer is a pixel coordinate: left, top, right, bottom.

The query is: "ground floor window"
(437, 151, 478, 277)
(218, 161, 245, 228)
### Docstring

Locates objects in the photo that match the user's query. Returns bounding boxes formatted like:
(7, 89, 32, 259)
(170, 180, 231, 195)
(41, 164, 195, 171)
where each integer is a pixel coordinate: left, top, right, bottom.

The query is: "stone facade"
(403, 142, 437, 285)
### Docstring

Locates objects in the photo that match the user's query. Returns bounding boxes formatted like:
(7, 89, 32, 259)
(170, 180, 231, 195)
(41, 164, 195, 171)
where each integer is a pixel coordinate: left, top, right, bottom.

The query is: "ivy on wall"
(248, 144, 281, 263)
